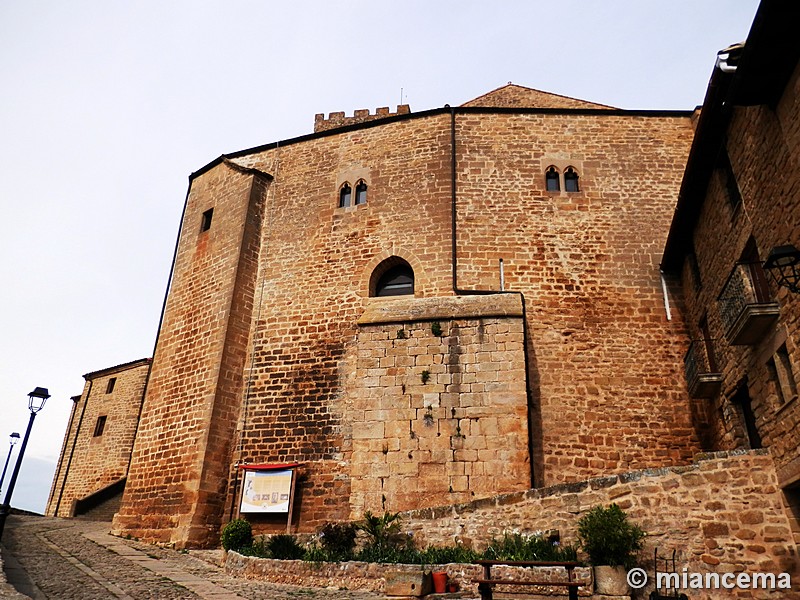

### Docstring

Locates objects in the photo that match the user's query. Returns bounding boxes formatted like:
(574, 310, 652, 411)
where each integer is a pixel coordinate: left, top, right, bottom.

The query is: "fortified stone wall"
(114, 91, 703, 545)
(314, 104, 411, 132)
(221, 113, 458, 534)
(46, 359, 149, 518)
(453, 111, 700, 484)
(347, 294, 530, 517)
(402, 450, 799, 600)
(111, 163, 268, 547)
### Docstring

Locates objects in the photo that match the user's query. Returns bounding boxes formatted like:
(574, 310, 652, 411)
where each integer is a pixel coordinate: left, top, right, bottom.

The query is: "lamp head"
(27, 387, 51, 413)
(9, 432, 20, 446)
(764, 245, 800, 294)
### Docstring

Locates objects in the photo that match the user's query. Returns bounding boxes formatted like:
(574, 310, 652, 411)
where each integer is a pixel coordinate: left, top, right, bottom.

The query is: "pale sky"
(0, 1, 760, 513)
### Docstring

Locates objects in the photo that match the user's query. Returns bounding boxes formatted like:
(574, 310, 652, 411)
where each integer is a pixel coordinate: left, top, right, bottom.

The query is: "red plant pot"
(432, 571, 448, 593)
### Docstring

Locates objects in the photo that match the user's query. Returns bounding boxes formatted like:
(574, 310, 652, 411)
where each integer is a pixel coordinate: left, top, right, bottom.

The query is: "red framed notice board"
(238, 463, 300, 515)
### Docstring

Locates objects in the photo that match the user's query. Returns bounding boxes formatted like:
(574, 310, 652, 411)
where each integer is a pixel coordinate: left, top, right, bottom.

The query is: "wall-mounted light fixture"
(764, 245, 800, 294)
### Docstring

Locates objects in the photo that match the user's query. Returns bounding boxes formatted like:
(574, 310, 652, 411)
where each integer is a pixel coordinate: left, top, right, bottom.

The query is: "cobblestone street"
(0, 515, 384, 600)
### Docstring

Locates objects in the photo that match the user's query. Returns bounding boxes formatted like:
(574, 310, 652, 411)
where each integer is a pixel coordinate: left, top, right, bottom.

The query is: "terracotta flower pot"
(431, 571, 448, 593)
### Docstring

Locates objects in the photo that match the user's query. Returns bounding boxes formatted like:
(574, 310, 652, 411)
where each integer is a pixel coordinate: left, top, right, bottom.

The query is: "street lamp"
(0, 387, 51, 540)
(0, 432, 21, 496)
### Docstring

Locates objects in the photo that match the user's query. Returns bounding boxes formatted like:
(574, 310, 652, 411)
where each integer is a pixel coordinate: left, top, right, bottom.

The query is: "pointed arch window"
(355, 180, 368, 205)
(564, 167, 580, 192)
(339, 183, 352, 208)
(545, 167, 560, 192)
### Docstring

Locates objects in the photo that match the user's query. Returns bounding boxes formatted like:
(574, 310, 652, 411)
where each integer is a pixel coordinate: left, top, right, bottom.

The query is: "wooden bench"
(473, 560, 583, 600)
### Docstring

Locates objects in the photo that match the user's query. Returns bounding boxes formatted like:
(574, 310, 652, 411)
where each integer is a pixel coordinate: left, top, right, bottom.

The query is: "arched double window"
(339, 180, 368, 208)
(543, 166, 580, 193)
(370, 257, 414, 297)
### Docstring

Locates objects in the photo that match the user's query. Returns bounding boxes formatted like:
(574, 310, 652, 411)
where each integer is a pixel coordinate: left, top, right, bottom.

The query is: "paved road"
(0, 515, 384, 600)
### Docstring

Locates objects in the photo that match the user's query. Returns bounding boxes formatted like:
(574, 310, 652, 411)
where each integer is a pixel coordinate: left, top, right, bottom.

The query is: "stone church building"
(48, 2, 800, 578)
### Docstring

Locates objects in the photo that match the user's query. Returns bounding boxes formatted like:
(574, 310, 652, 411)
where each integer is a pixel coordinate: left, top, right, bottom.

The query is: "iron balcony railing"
(684, 339, 723, 399)
(717, 261, 779, 345)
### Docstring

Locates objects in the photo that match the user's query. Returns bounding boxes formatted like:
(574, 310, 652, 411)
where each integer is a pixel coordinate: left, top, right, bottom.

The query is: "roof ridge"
(461, 82, 617, 109)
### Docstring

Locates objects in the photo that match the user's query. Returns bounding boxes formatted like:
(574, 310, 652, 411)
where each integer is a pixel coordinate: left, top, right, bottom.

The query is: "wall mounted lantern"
(764, 245, 800, 294)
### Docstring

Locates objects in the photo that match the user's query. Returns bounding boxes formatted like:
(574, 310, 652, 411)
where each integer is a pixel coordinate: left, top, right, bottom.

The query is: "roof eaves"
(660, 0, 800, 271)
(83, 357, 152, 380)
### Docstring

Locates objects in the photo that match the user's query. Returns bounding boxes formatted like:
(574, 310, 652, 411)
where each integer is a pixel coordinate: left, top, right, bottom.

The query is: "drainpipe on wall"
(660, 270, 673, 321)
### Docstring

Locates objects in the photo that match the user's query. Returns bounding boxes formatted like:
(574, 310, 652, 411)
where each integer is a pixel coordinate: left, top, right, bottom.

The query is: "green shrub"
(355, 511, 414, 563)
(577, 504, 645, 569)
(266, 534, 306, 560)
(418, 544, 481, 565)
(319, 522, 357, 561)
(238, 536, 269, 558)
(303, 543, 329, 563)
(221, 519, 252, 551)
(482, 532, 577, 563)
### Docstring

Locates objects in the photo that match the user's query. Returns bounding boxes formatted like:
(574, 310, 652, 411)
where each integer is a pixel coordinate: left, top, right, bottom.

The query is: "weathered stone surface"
(592, 566, 629, 596)
(106, 85, 701, 543)
(400, 451, 800, 599)
(358, 294, 523, 325)
(384, 571, 431, 597)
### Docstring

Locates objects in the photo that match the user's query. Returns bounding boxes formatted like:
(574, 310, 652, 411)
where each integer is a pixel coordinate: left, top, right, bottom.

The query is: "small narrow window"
(699, 316, 718, 372)
(93, 416, 107, 437)
(355, 180, 368, 205)
(545, 167, 560, 192)
(717, 147, 742, 211)
(688, 252, 702, 292)
(769, 344, 797, 405)
(201, 208, 214, 232)
(564, 167, 580, 192)
(106, 378, 116, 394)
(339, 183, 352, 208)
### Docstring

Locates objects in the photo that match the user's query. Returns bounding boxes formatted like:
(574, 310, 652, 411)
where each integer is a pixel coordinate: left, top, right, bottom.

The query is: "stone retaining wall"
(224, 553, 594, 597)
(401, 449, 798, 599)
(225, 451, 798, 599)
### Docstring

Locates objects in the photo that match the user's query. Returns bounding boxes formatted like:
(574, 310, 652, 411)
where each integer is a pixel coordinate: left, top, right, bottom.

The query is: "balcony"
(717, 262, 780, 345)
(684, 340, 723, 398)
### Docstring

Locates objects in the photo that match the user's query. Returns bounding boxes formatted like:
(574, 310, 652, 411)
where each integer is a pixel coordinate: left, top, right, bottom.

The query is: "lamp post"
(0, 387, 51, 540)
(0, 432, 21, 497)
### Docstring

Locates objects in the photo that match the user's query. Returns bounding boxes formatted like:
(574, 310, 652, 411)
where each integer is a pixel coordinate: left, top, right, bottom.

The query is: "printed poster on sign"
(240, 469, 293, 513)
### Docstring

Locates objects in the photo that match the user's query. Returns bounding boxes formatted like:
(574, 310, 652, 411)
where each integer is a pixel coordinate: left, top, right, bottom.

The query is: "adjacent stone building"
(661, 0, 800, 546)
(46, 359, 150, 520)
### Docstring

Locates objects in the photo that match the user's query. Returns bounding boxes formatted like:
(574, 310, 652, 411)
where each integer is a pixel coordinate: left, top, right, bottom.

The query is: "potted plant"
(577, 503, 645, 596)
(431, 570, 448, 593)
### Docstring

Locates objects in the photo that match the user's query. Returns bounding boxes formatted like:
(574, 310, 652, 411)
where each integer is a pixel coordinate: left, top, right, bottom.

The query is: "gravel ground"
(1, 515, 384, 600)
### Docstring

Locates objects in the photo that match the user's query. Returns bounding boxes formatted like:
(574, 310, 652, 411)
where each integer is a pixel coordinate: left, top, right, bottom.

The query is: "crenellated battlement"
(314, 104, 410, 133)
